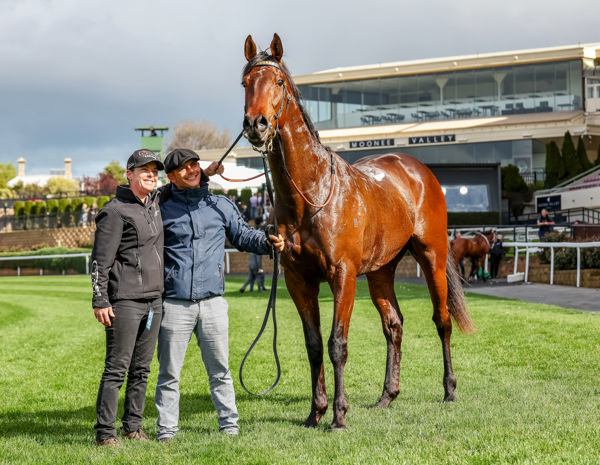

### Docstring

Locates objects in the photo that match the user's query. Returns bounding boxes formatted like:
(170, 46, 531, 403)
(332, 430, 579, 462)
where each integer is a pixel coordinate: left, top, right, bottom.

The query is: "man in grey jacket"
(155, 149, 284, 441)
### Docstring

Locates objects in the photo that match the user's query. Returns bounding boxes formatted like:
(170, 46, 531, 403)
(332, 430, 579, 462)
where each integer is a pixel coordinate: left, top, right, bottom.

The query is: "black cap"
(127, 149, 164, 171)
(164, 148, 200, 174)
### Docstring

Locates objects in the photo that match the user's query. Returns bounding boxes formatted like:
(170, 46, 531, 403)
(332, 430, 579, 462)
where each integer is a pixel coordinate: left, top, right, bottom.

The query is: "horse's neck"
(269, 116, 332, 215)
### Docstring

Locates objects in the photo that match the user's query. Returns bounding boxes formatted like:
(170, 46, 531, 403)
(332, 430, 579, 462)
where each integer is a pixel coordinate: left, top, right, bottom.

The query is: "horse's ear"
(245, 35, 257, 61)
(270, 33, 283, 60)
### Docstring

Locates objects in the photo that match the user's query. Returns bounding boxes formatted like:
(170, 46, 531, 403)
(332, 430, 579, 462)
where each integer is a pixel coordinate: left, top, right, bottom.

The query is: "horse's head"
(242, 33, 293, 147)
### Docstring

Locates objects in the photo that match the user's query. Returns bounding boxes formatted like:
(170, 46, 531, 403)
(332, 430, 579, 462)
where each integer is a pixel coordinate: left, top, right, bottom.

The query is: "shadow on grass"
(0, 385, 318, 441)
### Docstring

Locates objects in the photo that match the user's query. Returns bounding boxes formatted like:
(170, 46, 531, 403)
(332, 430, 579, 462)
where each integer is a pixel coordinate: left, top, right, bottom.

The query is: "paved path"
(396, 277, 600, 313)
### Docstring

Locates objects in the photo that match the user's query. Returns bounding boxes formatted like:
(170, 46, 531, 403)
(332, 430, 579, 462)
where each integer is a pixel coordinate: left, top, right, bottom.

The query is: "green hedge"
(240, 188, 252, 206)
(97, 196, 111, 209)
(0, 247, 91, 274)
(10, 197, 111, 229)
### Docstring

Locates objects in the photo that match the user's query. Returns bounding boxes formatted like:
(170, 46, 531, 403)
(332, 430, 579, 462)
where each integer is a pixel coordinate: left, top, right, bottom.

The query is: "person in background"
(90, 202, 99, 224)
(91, 149, 165, 447)
(239, 252, 262, 293)
(256, 266, 266, 292)
(154, 148, 285, 442)
(537, 208, 555, 239)
(489, 234, 504, 279)
(80, 203, 89, 228)
(249, 192, 258, 220)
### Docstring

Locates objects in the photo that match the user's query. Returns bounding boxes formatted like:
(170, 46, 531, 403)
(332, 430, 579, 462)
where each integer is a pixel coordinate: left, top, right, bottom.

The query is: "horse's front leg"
(327, 266, 357, 430)
(284, 270, 327, 427)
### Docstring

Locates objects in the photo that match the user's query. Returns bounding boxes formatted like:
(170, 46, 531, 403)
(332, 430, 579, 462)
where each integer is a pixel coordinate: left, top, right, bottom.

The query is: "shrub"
(83, 196, 96, 207)
(583, 247, 600, 269)
(240, 188, 252, 206)
(47, 199, 60, 213)
(537, 230, 600, 269)
(97, 196, 110, 210)
(13, 201, 26, 217)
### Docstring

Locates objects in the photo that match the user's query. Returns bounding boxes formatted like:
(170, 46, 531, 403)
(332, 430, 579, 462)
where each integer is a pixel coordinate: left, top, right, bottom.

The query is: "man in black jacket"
(91, 149, 165, 446)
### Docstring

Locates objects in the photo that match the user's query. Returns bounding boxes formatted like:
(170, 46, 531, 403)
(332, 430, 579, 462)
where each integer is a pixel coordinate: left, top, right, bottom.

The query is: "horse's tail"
(446, 248, 475, 334)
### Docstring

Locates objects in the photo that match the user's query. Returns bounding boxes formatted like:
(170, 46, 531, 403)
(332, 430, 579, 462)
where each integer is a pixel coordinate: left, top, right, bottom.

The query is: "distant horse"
(242, 33, 474, 430)
(451, 231, 497, 281)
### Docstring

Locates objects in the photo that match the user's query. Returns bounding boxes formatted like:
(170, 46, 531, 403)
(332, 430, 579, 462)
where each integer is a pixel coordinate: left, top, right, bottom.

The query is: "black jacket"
(91, 185, 164, 308)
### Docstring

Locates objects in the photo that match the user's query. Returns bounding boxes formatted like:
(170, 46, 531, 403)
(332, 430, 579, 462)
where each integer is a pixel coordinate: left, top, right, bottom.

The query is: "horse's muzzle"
(243, 114, 270, 146)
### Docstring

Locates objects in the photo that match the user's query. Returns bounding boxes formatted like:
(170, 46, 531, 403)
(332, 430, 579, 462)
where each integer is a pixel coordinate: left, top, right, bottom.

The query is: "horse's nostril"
(257, 114, 269, 132)
(243, 116, 252, 132)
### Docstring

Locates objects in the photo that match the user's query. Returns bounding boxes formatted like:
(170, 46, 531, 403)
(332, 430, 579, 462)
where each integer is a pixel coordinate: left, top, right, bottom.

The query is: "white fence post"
(503, 241, 600, 288)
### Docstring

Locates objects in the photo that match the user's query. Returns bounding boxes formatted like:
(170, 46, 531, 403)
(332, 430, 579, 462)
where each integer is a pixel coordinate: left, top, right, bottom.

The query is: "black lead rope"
(217, 129, 245, 167)
(238, 149, 281, 396)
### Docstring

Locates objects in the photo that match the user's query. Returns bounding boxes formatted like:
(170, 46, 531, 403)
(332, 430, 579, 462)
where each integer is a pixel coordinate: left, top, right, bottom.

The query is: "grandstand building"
(204, 43, 600, 222)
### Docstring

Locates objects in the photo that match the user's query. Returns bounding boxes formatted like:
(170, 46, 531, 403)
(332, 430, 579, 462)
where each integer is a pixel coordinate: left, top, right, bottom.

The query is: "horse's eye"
(277, 79, 285, 86)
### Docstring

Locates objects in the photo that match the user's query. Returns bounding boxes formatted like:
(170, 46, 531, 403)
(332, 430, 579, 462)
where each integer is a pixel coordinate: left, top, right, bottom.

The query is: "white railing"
(503, 241, 600, 287)
(2, 245, 599, 287)
(0, 250, 243, 277)
(0, 253, 91, 276)
(448, 226, 569, 243)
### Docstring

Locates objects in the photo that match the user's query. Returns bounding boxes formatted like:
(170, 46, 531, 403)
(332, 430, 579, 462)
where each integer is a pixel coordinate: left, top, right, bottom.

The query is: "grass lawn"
(0, 275, 599, 464)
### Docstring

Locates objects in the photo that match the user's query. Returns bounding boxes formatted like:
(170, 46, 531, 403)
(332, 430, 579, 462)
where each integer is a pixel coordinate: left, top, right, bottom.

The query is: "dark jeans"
(95, 297, 162, 441)
(490, 255, 501, 278)
(241, 269, 259, 292)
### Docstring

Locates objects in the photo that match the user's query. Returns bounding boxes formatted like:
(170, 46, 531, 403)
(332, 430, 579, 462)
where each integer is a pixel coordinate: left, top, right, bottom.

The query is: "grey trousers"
(94, 297, 162, 441)
(155, 296, 239, 439)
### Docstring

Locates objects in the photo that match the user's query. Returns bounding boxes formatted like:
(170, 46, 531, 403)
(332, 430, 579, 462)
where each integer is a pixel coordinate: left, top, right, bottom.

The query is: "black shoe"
(239, 288, 244, 293)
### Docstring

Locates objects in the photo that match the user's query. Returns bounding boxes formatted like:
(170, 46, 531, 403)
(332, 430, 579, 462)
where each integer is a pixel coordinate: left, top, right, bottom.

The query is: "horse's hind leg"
(284, 270, 328, 427)
(366, 265, 403, 408)
(412, 241, 457, 402)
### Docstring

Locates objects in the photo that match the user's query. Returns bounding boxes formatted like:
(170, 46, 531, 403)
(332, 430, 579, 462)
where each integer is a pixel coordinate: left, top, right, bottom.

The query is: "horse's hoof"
(303, 417, 320, 428)
(443, 393, 456, 402)
(329, 423, 347, 432)
(374, 398, 392, 409)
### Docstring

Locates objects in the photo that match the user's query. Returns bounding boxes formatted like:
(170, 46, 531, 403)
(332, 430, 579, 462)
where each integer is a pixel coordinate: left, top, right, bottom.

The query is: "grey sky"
(1, 0, 598, 178)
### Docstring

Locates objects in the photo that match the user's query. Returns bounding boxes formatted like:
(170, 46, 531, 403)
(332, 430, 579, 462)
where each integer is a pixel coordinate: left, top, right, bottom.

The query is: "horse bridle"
(245, 60, 337, 210)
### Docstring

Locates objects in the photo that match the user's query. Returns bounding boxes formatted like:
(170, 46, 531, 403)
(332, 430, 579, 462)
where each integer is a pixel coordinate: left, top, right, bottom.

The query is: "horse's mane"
(243, 51, 321, 144)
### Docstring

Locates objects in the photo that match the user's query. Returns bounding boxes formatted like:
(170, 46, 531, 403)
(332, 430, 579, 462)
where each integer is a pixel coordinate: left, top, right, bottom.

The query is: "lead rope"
(238, 149, 281, 396)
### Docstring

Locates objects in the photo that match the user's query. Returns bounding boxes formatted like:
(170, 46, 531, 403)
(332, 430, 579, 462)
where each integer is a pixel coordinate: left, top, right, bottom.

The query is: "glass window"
(442, 185, 490, 212)
(299, 60, 584, 129)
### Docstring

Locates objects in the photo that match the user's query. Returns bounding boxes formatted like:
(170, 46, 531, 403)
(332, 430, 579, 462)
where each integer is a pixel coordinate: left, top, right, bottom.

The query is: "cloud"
(0, 0, 598, 178)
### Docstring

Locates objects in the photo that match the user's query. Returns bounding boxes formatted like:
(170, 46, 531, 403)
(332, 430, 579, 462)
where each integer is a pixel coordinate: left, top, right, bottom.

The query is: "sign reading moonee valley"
(409, 134, 456, 145)
(349, 139, 395, 149)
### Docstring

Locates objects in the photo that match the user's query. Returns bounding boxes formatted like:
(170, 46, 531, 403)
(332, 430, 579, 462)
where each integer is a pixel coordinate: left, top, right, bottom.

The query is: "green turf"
(0, 275, 598, 464)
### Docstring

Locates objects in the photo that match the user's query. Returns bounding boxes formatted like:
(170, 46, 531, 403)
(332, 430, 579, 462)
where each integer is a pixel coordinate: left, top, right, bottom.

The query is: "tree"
(80, 175, 100, 195)
(165, 120, 232, 153)
(97, 173, 119, 196)
(561, 131, 582, 180)
(0, 163, 16, 189)
(501, 164, 531, 219)
(576, 136, 593, 172)
(103, 159, 126, 185)
(596, 144, 600, 166)
(544, 140, 564, 188)
(45, 177, 79, 196)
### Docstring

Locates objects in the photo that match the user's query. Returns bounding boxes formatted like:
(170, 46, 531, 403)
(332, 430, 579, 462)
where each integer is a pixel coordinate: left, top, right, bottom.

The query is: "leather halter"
(246, 61, 292, 137)
(246, 60, 336, 210)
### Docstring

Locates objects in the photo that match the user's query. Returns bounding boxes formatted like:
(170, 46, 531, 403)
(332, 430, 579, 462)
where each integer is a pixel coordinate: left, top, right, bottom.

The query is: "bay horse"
(450, 231, 496, 281)
(242, 33, 474, 430)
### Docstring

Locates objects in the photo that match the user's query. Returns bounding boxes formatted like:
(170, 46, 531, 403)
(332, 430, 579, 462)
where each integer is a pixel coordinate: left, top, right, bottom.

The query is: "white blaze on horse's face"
(243, 66, 287, 146)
